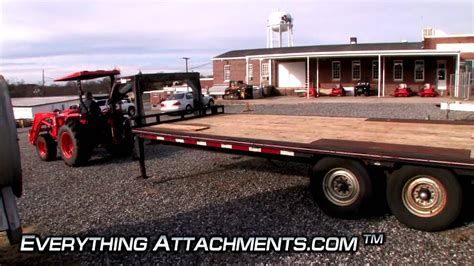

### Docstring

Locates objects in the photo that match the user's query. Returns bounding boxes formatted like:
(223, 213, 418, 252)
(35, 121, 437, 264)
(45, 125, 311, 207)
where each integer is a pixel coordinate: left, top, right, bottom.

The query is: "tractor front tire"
(36, 134, 57, 161)
(58, 121, 91, 166)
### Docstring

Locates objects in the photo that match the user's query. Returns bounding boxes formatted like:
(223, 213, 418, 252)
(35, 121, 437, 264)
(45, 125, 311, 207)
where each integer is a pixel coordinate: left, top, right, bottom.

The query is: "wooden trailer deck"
(135, 114, 474, 167)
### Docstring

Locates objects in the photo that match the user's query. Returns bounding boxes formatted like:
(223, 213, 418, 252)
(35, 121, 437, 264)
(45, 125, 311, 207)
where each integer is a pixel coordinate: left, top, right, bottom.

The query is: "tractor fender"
(0, 76, 22, 197)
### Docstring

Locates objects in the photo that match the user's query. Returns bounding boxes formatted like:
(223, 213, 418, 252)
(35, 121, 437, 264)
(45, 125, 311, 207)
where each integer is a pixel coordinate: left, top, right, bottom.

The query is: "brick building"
(211, 30, 474, 97)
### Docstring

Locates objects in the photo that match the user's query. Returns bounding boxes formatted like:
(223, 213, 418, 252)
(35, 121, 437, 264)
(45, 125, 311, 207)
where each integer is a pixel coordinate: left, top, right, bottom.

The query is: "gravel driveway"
(1, 100, 472, 263)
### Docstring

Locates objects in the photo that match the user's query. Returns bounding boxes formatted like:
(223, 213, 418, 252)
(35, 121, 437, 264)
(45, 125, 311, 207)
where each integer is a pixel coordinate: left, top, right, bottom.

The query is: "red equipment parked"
(329, 84, 346, 97)
(304, 87, 319, 98)
(418, 83, 437, 97)
(28, 70, 134, 166)
(391, 83, 416, 97)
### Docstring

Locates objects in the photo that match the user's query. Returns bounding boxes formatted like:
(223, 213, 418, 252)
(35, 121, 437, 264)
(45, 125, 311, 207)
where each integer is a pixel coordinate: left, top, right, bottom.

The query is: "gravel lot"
(1, 98, 473, 263)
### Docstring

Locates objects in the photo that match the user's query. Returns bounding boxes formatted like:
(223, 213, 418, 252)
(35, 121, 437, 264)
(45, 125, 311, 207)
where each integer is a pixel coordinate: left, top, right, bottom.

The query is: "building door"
(436, 60, 447, 91)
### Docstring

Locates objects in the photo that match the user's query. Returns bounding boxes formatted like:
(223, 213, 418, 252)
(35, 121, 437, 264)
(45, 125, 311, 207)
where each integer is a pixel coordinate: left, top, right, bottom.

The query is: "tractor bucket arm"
(28, 112, 55, 145)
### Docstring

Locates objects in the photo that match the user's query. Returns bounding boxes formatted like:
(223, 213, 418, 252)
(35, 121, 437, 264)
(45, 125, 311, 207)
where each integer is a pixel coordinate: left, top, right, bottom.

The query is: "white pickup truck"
(97, 98, 136, 116)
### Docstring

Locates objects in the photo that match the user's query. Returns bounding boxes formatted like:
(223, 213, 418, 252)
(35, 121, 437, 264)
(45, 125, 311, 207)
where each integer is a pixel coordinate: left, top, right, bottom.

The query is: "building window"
(393, 60, 403, 81)
(261, 63, 269, 80)
(414, 60, 424, 81)
(223, 65, 230, 81)
(372, 61, 379, 80)
(248, 64, 253, 80)
(352, 61, 361, 80)
(332, 61, 341, 80)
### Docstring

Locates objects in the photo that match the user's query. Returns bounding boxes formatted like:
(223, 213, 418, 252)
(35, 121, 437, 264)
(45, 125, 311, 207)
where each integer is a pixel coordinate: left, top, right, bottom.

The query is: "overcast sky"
(0, 0, 472, 84)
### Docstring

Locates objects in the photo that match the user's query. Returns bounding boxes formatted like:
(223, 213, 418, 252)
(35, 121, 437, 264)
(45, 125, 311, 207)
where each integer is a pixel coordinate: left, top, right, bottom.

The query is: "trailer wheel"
(58, 121, 91, 166)
(387, 166, 462, 231)
(36, 134, 57, 161)
(310, 157, 373, 217)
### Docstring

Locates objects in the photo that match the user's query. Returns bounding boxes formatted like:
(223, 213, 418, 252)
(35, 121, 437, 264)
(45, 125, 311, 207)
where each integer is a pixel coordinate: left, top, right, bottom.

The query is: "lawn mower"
(354, 82, 371, 96)
(329, 84, 346, 97)
(28, 70, 134, 166)
(418, 83, 437, 97)
(304, 87, 319, 98)
(391, 83, 416, 97)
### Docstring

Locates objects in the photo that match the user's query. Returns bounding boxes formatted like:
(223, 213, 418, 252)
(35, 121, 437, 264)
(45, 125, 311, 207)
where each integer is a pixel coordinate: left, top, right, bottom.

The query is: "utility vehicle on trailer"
(28, 70, 134, 166)
(118, 72, 473, 232)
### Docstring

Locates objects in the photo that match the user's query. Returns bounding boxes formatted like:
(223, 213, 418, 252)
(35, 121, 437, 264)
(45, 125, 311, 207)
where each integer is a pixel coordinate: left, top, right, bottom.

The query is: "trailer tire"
(387, 166, 462, 231)
(36, 134, 57, 161)
(58, 121, 91, 166)
(310, 157, 373, 218)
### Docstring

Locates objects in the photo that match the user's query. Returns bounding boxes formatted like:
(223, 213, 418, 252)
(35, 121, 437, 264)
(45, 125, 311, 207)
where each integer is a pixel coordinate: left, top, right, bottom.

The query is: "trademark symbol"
(362, 233, 385, 245)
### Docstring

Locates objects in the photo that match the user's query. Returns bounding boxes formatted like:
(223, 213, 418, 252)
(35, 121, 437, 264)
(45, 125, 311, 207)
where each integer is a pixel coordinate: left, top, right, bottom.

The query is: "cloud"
(0, 0, 472, 83)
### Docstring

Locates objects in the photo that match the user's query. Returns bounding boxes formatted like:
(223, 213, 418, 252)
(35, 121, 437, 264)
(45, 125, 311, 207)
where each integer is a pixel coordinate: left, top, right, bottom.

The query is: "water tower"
(267, 11, 294, 48)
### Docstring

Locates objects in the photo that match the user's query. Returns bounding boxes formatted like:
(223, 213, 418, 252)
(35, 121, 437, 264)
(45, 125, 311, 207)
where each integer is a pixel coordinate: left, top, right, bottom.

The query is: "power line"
(189, 61, 212, 70)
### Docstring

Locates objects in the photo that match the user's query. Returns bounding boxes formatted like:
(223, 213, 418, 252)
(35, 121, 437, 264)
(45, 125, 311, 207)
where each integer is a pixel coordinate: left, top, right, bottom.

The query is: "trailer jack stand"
(137, 137, 149, 179)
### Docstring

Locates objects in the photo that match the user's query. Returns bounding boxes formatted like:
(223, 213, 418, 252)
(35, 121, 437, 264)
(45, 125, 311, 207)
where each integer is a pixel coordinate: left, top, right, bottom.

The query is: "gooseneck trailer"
(123, 72, 474, 232)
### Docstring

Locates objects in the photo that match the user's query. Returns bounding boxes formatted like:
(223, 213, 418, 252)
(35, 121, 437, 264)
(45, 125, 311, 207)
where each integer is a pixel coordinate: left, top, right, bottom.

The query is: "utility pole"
(182, 57, 190, 72)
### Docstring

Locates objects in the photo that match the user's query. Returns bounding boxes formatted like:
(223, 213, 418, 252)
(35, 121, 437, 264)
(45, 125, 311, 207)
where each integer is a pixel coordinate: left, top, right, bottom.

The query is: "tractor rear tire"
(36, 134, 57, 161)
(58, 121, 91, 166)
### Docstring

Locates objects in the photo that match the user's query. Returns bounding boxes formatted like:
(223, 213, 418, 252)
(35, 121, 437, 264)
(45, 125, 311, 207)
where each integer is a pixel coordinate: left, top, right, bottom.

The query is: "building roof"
(11, 96, 79, 107)
(215, 42, 424, 59)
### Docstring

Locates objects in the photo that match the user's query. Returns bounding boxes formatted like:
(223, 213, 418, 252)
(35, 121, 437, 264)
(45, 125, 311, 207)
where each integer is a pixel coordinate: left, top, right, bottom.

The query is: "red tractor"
(28, 70, 134, 166)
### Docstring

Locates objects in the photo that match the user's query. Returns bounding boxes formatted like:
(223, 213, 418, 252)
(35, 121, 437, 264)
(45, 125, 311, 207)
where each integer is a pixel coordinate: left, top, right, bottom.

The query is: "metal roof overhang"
(213, 50, 460, 61)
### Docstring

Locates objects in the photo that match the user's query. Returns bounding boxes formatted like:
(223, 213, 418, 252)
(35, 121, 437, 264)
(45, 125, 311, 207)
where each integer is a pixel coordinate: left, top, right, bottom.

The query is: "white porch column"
(316, 58, 320, 95)
(269, 59, 272, 86)
(377, 55, 381, 98)
(455, 53, 461, 98)
(259, 59, 263, 87)
(245, 57, 249, 84)
(382, 56, 386, 97)
(306, 56, 310, 98)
